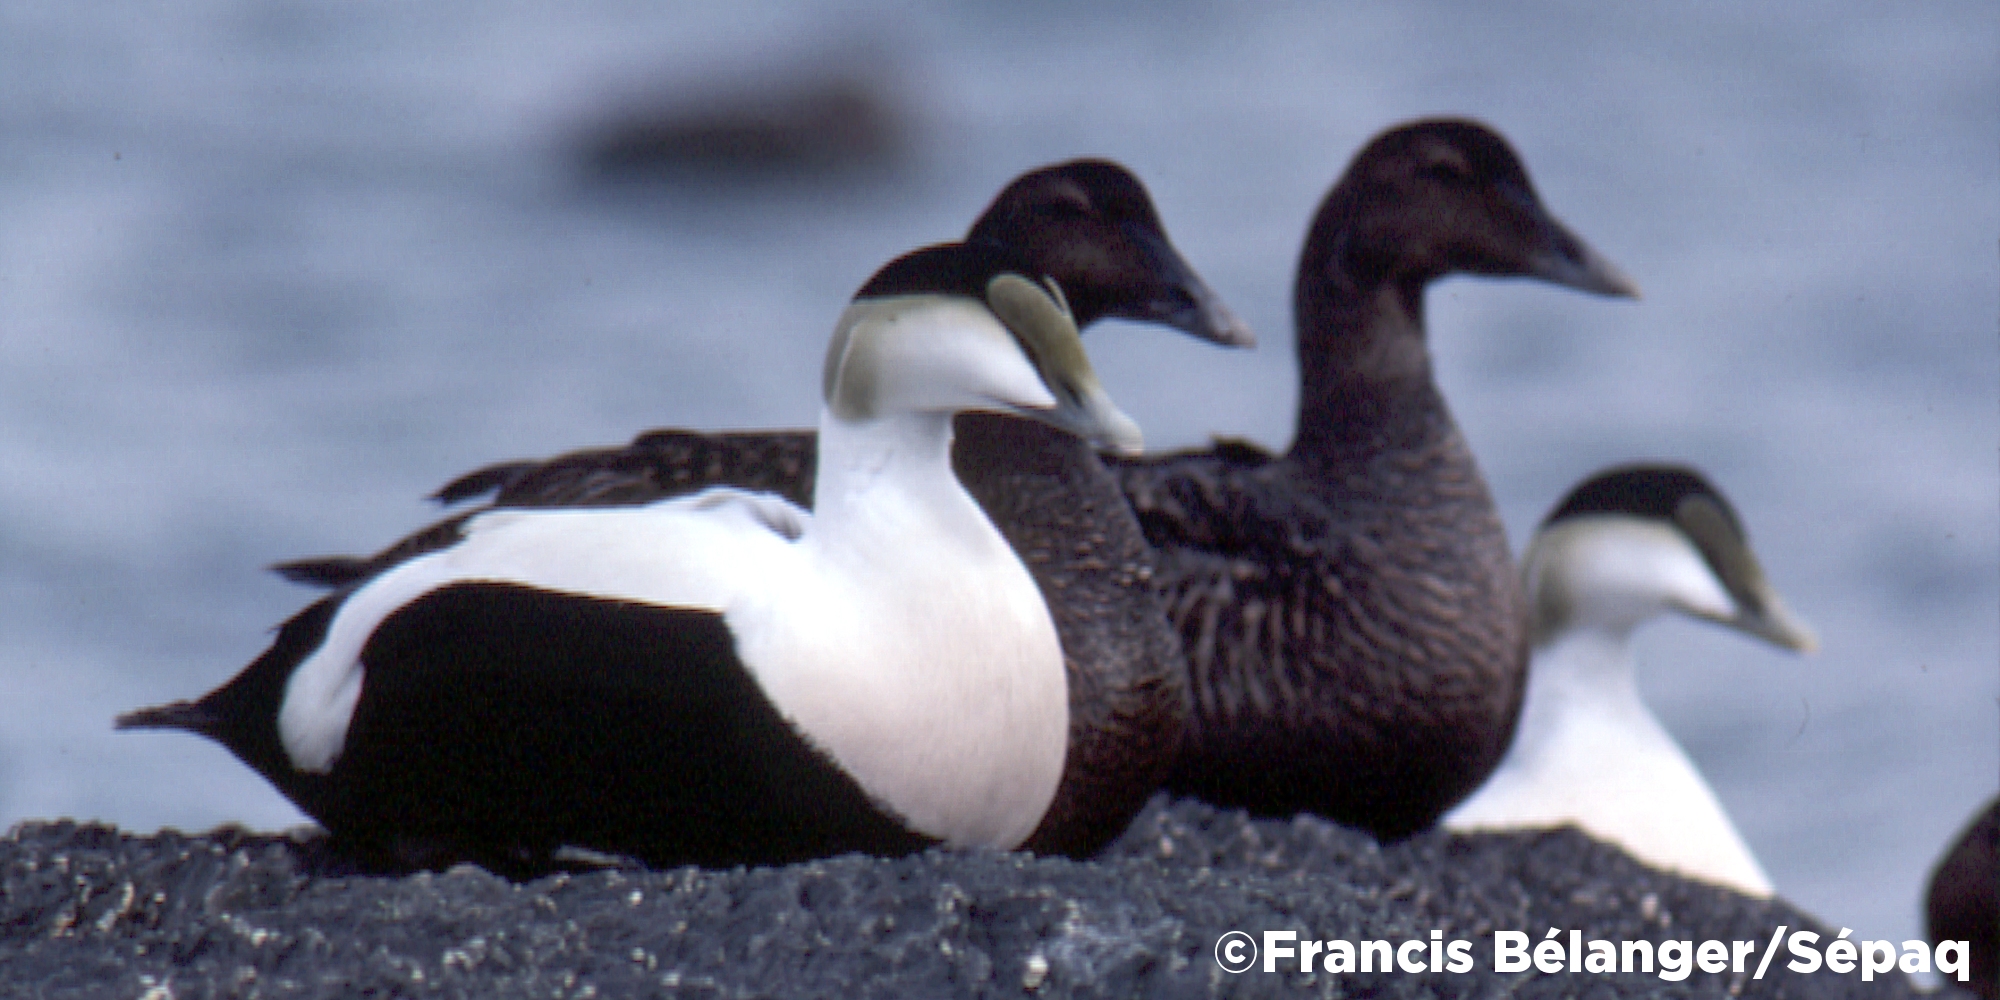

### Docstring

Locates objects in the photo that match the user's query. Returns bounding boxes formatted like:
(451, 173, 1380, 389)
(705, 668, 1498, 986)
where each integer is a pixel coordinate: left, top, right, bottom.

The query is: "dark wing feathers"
(447, 429, 818, 510)
(275, 430, 818, 590)
(272, 514, 476, 588)
(628, 428, 817, 504)
(431, 460, 543, 506)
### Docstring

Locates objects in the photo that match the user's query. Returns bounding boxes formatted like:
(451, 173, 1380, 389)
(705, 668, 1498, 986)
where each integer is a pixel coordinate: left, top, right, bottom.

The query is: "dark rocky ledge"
(2, 797, 1927, 999)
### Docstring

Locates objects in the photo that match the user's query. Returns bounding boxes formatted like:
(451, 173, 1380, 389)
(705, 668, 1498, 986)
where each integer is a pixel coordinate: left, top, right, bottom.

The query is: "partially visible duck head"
(1525, 464, 1817, 652)
(969, 159, 1254, 349)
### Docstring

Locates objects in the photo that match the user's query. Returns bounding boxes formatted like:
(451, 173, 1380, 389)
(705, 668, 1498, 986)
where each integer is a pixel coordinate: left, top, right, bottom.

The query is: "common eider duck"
(1440, 464, 1816, 897)
(1111, 119, 1641, 840)
(274, 159, 1254, 859)
(118, 241, 1146, 873)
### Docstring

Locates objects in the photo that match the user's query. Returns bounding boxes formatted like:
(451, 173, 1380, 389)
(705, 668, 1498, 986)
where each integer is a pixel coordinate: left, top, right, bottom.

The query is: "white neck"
(808, 406, 1019, 566)
(1506, 626, 1650, 765)
(816, 406, 954, 521)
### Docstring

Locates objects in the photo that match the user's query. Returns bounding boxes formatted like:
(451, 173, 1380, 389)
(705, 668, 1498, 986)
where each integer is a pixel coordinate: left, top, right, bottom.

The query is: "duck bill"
(1730, 585, 1820, 654)
(1009, 379, 1145, 457)
(1125, 223, 1257, 348)
(1526, 215, 1643, 300)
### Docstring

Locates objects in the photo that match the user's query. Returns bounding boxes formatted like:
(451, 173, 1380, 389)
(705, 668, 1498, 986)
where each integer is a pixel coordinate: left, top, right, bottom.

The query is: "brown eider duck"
(1113, 119, 1640, 841)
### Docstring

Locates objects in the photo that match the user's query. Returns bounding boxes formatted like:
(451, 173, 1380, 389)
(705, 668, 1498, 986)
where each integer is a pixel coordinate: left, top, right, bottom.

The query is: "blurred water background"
(2, 0, 1993, 959)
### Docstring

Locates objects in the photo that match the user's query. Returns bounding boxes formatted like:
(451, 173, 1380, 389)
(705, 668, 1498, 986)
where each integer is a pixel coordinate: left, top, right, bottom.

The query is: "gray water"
(2, 0, 1993, 960)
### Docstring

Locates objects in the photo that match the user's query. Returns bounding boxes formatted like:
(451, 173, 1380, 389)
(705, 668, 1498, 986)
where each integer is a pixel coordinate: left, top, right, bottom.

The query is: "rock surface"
(2, 798, 1924, 999)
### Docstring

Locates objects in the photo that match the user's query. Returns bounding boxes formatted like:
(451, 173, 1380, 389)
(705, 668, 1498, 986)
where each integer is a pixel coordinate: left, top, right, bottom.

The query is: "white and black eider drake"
(1442, 465, 1816, 898)
(118, 242, 1146, 873)
(1112, 118, 1641, 841)
(270, 159, 1254, 859)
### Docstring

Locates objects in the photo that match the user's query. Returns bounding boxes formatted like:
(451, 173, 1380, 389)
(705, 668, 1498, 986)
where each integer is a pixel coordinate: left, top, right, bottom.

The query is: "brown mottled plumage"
(273, 431, 819, 588)
(1113, 119, 1639, 841)
(274, 159, 1253, 861)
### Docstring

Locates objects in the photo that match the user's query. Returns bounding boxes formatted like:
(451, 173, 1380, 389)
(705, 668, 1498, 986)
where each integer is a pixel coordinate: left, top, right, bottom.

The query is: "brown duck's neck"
(1289, 278, 1451, 460)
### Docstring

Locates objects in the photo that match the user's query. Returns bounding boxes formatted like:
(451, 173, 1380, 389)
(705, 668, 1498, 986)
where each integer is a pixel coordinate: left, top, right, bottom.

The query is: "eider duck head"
(825, 241, 1145, 456)
(1296, 118, 1639, 359)
(968, 159, 1254, 348)
(1525, 464, 1818, 652)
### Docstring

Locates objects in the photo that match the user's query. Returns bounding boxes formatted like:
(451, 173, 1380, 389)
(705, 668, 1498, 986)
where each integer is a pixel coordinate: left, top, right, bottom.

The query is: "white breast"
(747, 409, 1070, 849)
(1443, 631, 1774, 896)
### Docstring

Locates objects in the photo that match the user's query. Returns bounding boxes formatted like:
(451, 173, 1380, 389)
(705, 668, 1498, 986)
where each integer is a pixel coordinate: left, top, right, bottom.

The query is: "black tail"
(115, 700, 223, 738)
